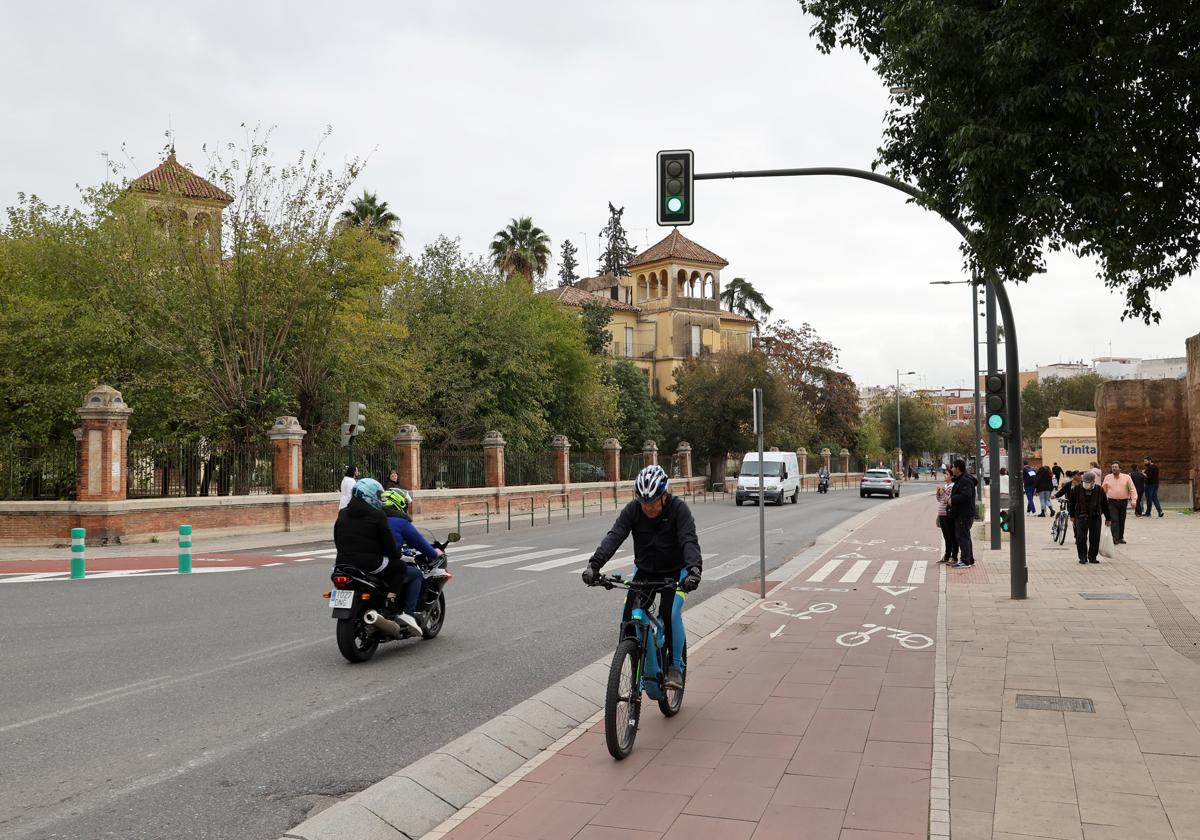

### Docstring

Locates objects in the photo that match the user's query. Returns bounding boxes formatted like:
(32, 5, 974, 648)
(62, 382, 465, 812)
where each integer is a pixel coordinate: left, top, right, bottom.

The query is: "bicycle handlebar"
(589, 573, 678, 591)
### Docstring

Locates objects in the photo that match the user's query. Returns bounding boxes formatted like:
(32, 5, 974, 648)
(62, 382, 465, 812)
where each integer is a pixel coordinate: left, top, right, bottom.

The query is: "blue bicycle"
(591, 573, 687, 759)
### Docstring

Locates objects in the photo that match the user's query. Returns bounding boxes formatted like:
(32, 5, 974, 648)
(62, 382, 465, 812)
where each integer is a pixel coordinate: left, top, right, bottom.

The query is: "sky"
(2, 0, 1196, 391)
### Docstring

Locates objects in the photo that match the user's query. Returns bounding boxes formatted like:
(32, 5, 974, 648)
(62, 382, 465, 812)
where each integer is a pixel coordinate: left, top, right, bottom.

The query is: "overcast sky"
(3, 0, 1196, 391)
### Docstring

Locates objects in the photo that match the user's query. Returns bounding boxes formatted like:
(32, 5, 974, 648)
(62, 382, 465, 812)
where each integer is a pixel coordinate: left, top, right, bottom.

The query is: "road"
(0, 487, 913, 840)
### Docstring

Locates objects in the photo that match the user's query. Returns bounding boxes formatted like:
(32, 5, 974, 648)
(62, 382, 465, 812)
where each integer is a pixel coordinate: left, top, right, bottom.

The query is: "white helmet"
(634, 464, 668, 502)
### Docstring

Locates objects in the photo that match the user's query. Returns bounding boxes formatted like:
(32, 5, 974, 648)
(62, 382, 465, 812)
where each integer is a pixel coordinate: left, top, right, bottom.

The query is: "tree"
(489, 216, 551, 282)
(1019, 374, 1106, 447)
(579, 300, 613, 356)
(869, 392, 945, 464)
(610, 360, 661, 449)
(597, 202, 637, 278)
(558, 239, 579, 287)
(338, 190, 402, 250)
(797, 1, 1200, 322)
(720, 277, 773, 332)
(761, 319, 856, 445)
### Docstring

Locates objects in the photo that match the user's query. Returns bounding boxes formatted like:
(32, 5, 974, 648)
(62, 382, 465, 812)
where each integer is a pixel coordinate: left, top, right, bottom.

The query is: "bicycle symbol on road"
(889, 544, 940, 552)
(759, 600, 838, 621)
(835, 623, 933, 650)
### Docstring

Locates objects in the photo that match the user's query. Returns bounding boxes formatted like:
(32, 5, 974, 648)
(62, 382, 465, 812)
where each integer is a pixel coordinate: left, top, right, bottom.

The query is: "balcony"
(608, 341, 656, 360)
(676, 296, 720, 312)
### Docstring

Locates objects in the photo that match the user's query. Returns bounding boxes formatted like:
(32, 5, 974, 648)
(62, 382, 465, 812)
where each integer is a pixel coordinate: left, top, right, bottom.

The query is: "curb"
(276, 492, 932, 840)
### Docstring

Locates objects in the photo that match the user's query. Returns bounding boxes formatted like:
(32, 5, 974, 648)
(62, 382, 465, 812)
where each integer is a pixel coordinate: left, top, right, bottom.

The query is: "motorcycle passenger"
(582, 464, 702, 691)
(380, 488, 443, 636)
(332, 478, 411, 625)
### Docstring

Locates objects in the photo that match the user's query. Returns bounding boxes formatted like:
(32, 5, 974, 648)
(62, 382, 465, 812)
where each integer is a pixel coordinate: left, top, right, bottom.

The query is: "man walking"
(1051, 461, 1064, 487)
(1129, 463, 1146, 516)
(1022, 462, 1037, 514)
(1071, 471, 1111, 563)
(948, 459, 978, 568)
(1102, 462, 1137, 544)
(1143, 457, 1164, 518)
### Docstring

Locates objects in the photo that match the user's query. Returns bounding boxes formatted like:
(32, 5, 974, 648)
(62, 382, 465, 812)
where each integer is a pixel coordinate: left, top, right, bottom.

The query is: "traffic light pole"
(986, 281, 1002, 550)
(693, 165, 1027, 598)
(972, 278, 983, 502)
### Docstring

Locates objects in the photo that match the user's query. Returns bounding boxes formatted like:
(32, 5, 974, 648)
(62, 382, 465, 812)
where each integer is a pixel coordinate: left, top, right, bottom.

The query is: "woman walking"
(936, 473, 958, 564)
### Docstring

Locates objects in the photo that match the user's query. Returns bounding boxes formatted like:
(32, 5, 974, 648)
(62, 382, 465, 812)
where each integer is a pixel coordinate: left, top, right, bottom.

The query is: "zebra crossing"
(800, 554, 928, 586)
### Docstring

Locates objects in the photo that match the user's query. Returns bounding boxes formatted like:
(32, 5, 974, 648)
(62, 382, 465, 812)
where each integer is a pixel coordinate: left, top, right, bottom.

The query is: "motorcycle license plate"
(330, 589, 355, 609)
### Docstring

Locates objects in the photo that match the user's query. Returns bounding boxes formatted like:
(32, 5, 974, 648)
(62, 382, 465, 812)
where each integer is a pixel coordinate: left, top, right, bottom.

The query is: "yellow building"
(1040, 409, 1098, 472)
(130, 150, 232, 251)
(544, 230, 757, 400)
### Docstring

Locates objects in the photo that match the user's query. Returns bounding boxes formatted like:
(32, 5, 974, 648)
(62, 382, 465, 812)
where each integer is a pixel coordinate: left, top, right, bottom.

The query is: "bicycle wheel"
(605, 638, 641, 759)
(658, 643, 687, 717)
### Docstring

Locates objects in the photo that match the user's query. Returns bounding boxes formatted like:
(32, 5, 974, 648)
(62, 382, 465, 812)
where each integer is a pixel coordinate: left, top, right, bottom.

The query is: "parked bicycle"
(588, 573, 686, 759)
(1050, 499, 1070, 546)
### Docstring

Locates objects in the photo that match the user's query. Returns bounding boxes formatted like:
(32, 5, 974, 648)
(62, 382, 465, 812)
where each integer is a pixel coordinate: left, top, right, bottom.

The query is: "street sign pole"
(986, 281, 1002, 549)
(753, 388, 766, 599)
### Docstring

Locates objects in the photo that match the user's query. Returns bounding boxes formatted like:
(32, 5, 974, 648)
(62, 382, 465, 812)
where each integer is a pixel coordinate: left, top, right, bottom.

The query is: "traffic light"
(999, 507, 1011, 533)
(984, 373, 1007, 434)
(656, 150, 693, 226)
(340, 423, 354, 447)
(347, 401, 367, 437)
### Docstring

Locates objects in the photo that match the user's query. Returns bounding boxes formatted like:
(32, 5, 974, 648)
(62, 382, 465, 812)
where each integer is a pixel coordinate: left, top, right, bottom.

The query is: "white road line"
(465, 548, 576, 569)
(520, 551, 601, 572)
(873, 560, 899, 583)
(263, 562, 285, 567)
(571, 553, 634, 574)
(705, 555, 760, 581)
(0, 572, 67, 583)
(453, 546, 533, 562)
(806, 558, 845, 582)
(280, 548, 337, 558)
(443, 543, 493, 554)
(908, 560, 927, 584)
(839, 560, 872, 583)
(293, 558, 315, 562)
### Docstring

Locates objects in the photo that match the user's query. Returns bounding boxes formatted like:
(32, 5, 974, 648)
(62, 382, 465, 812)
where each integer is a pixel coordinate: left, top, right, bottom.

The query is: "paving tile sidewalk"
(431, 499, 942, 840)
(947, 509, 1200, 839)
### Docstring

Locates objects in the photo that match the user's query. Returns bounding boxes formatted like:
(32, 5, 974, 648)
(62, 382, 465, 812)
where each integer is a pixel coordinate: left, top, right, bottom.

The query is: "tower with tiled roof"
(131, 149, 232, 251)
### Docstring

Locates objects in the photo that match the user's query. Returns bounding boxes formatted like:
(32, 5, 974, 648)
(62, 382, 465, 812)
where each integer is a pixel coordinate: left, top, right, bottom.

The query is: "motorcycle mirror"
(446, 532, 461, 543)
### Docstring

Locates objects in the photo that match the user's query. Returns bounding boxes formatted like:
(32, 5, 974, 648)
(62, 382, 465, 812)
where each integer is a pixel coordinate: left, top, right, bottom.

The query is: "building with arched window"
(131, 150, 232, 252)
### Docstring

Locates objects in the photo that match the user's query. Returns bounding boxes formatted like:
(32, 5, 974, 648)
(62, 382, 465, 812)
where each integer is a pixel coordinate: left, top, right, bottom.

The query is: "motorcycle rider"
(582, 464, 702, 690)
(380, 488, 443, 635)
(818, 464, 830, 492)
(332, 478, 415, 629)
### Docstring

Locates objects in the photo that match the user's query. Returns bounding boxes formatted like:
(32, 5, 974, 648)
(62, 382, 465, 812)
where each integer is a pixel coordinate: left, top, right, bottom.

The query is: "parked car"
(860, 468, 899, 499)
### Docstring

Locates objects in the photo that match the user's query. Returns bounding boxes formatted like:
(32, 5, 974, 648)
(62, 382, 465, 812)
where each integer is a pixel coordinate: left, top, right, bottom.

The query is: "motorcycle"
(325, 531, 461, 663)
(818, 474, 830, 494)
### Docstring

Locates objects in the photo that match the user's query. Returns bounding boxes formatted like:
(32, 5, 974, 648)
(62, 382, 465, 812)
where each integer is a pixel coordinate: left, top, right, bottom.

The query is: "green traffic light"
(987, 414, 1004, 431)
(666, 196, 684, 213)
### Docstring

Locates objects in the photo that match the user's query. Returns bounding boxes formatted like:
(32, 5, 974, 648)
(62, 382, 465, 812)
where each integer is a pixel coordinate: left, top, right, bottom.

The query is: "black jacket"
(1144, 464, 1160, 486)
(1130, 469, 1146, 493)
(590, 494, 703, 576)
(334, 496, 402, 570)
(1069, 485, 1111, 521)
(1035, 466, 1054, 492)
(950, 473, 978, 521)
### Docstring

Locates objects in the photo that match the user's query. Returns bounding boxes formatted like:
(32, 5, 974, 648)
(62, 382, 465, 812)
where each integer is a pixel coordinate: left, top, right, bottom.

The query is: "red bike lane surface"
(441, 500, 940, 840)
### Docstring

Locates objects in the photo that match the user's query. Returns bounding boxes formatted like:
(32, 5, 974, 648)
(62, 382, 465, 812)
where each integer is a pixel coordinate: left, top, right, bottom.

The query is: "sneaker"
(663, 666, 684, 690)
(396, 612, 422, 636)
(946, 561, 961, 568)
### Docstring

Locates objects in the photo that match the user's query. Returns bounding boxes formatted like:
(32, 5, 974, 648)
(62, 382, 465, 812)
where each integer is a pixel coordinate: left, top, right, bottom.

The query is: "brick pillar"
(268, 416, 306, 494)
(393, 425, 422, 490)
(797, 447, 808, 475)
(551, 435, 570, 484)
(483, 431, 506, 488)
(642, 440, 658, 468)
(603, 438, 621, 482)
(76, 385, 132, 502)
(675, 441, 692, 478)
(839, 447, 850, 475)
(820, 447, 832, 473)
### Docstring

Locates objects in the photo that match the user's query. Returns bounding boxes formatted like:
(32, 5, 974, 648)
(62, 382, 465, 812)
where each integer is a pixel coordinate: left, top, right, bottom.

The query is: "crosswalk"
(801, 555, 928, 585)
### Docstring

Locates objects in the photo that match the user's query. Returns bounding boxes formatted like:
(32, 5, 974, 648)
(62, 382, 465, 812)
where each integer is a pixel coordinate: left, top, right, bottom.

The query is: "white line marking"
(293, 558, 314, 562)
(455, 546, 534, 563)
(263, 562, 284, 567)
(705, 555, 760, 581)
(873, 560, 899, 583)
(466, 548, 575, 569)
(770, 624, 786, 639)
(839, 559, 871, 583)
(878, 584, 917, 596)
(280, 548, 337, 558)
(908, 561, 928, 584)
(520, 551, 600, 572)
(884, 604, 896, 615)
(834, 552, 867, 559)
(442, 543, 493, 554)
(806, 558, 845, 582)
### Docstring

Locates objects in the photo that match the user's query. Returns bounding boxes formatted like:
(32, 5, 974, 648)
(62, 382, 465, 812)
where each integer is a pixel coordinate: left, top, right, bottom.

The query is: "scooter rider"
(380, 488, 443, 635)
(582, 464, 702, 690)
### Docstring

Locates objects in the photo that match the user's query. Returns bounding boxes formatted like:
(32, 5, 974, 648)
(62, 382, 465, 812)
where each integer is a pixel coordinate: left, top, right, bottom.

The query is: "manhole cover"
(1016, 694, 1095, 713)
(1078, 592, 1138, 600)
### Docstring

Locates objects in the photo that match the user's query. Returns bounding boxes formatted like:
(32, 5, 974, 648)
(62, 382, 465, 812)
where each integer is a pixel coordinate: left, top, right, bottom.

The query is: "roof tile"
(131, 152, 233, 204)
(628, 229, 728, 269)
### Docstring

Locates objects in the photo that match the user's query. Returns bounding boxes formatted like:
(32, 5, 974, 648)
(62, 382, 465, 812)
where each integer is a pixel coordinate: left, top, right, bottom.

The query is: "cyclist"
(380, 488, 443, 636)
(582, 464, 702, 690)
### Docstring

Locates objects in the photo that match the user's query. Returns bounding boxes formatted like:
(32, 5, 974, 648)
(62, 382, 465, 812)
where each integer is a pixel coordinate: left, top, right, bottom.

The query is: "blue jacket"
(385, 512, 439, 559)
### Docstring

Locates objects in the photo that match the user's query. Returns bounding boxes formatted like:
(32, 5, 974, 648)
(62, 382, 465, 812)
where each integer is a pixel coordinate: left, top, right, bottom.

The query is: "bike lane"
(433, 496, 941, 840)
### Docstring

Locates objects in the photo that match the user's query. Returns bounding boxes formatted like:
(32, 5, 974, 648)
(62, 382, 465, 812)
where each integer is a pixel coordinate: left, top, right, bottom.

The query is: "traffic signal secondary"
(347, 402, 367, 436)
(656, 150, 693, 226)
(999, 508, 1011, 533)
(984, 373, 1007, 434)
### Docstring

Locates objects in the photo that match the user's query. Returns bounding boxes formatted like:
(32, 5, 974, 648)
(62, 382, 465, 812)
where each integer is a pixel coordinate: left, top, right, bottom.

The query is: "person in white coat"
(338, 465, 359, 510)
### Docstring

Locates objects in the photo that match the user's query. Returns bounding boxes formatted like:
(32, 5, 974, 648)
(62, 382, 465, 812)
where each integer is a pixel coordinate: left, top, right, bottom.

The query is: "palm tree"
(720, 277, 773, 333)
(490, 216, 551, 282)
(338, 191, 402, 249)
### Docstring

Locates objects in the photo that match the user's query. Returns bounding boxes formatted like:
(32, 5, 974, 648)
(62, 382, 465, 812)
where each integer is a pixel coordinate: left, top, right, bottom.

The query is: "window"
(690, 324, 701, 356)
(625, 327, 634, 358)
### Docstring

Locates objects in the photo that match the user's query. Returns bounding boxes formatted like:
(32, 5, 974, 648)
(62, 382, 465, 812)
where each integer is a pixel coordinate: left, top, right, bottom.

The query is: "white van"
(735, 451, 800, 506)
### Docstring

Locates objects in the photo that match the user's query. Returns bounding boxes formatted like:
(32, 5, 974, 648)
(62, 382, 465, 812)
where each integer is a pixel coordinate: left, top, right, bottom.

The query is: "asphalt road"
(0, 487, 911, 840)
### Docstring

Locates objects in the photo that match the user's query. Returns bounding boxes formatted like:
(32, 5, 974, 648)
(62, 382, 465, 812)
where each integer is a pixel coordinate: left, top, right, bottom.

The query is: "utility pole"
(973, 278, 983, 501)
(986, 281, 1002, 549)
(753, 388, 766, 599)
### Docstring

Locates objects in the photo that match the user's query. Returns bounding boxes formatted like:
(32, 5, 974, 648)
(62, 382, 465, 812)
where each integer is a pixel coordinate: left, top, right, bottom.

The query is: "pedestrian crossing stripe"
(519, 551, 605, 572)
(907, 560, 927, 584)
(464, 547, 576, 569)
(838, 560, 872, 583)
(803, 557, 932, 586)
(873, 560, 899, 583)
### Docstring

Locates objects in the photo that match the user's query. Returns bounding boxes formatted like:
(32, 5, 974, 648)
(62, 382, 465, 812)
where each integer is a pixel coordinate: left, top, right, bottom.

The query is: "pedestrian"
(1022, 462, 1037, 514)
(948, 459, 977, 568)
(1088, 461, 1104, 483)
(1035, 465, 1054, 516)
(339, 465, 359, 510)
(935, 472, 958, 564)
(1056, 471, 1083, 538)
(384, 469, 402, 490)
(1101, 462, 1137, 545)
(1143, 457, 1164, 517)
(1070, 471, 1111, 563)
(1051, 461, 1063, 487)
(1129, 463, 1146, 516)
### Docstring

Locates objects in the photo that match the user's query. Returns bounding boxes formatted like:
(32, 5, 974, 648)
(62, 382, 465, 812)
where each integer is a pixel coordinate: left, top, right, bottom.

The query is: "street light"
(930, 279, 986, 501)
(896, 369, 916, 475)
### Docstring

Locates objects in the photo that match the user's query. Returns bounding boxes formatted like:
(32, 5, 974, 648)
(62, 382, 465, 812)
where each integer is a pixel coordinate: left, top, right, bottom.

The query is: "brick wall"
(1188, 334, 1200, 509)
(1096, 379, 1191, 482)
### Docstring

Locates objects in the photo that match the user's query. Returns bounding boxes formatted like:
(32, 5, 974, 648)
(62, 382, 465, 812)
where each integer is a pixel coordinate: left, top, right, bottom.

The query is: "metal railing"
(580, 490, 604, 517)
(127, 438, 273, 498)
(676, 296, 720, 312)
(619, 452, 643, 481)
(547, 493, 570, 523)
(505, 450, 555, 486)
(456, 500, 491, 533)
(569, 452, 607, 483)
(607, 341, 656, 360)
(425, 449, 487, 490)
(0, 442, 76, 501)
(507, 496, 535, 530)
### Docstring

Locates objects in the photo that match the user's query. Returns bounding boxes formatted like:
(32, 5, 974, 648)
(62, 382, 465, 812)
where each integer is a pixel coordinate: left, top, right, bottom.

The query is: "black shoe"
(1159, 512, 1165, 518)
(1079, 559, 1088, 564)
(664, 666, 684, 690)
(1089, 559, 1100, 564)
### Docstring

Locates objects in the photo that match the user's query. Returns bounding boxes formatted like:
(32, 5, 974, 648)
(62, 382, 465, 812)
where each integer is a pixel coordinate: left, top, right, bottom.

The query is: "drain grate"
(1078, 592, 1138, 600)
(1016, 694, 1095, 713)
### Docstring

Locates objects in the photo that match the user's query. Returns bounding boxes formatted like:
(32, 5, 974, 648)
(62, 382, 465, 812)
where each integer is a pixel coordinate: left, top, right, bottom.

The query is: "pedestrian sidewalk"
(946, 509, 1200, 839)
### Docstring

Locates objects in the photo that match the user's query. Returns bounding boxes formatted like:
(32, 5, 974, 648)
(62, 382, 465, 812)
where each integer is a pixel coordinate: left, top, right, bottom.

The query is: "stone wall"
(1096, 378, 1192, 504)
(1188, 334, 1200, 509)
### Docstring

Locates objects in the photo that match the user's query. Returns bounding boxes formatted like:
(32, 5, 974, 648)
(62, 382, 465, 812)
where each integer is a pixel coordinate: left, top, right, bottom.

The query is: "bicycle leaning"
(587, 573, 686, 759)
(1050, 499, 1070, 545)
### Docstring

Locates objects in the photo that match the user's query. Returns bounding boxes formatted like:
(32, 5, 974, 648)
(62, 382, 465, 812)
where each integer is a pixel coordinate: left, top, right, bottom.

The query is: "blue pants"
(1038, 490, 1051, 512)
(1025, 486, 1036, 513)
(624, 568, 687, 668)
(399, 563, 422, 614)
(1145, 484, 1162, 515)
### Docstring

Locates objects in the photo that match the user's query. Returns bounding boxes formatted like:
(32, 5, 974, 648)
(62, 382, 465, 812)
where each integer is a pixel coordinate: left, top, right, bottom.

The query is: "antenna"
(578, 231, 591, 276)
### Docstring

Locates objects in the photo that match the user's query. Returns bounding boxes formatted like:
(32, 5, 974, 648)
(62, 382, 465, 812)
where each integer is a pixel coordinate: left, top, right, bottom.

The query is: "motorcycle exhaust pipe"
(363, 610, 402, 639)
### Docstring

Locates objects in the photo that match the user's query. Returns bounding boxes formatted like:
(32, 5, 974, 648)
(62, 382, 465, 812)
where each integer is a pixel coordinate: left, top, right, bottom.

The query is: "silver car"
(860, 468, 900, 499)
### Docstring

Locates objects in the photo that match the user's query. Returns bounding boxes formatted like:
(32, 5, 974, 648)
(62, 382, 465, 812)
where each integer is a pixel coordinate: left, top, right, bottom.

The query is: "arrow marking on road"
(884, 604, 896, 615)
(878, 585, 917, 596)
(834, 552, 867, 559)
(770, 624, 786, 639)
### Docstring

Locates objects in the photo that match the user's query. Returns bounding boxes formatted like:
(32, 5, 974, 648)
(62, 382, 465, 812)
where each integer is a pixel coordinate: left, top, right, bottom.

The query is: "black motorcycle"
(818, 474, 830, 494)
(325, 532, 460, 663)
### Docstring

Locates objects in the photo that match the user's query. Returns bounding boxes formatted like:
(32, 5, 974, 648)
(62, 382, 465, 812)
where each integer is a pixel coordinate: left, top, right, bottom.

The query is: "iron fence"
(619, 452, 644, 481)
(569, 451, 607, 483)
(0, 442, 77, 500)
(423, 448, 487, 489)
(127, 438, 274, 498)
(303, 443, 398, 492)
(505, 450, 555, 486)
